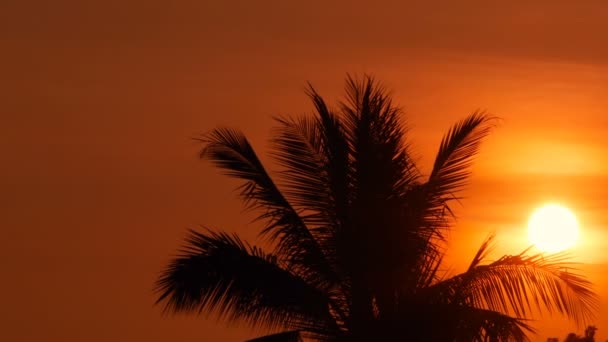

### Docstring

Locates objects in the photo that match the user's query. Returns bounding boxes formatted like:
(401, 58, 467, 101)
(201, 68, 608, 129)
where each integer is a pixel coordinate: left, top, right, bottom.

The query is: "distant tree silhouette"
(586, 326, 598, 341)
(156, 76, 598, 341)
(563, 326, 598, 342)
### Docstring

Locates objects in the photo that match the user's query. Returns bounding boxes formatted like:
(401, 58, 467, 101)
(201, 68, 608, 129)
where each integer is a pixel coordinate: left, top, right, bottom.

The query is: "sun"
(527, 203, 580, 253)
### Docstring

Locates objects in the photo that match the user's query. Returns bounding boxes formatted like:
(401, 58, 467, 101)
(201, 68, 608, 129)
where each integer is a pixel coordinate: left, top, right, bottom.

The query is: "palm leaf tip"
(468, 232, 496, 272)
(430, 111, 499, 192)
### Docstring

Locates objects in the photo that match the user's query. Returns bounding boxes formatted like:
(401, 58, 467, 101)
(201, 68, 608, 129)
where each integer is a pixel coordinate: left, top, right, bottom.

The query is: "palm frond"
(271, 115, 327, 212)
(333, 75, 430, 323)
(390, 303, 532, 341)
(305, 86, 353, 297)
(451, 306, 533, 342)
(269, 116, 347, 295)
(409, 113, 496, 288)
(429, 111, 496, 197)
(420, 113, 496, 237)
(198, 128, 334, 288)
(305, 84, 351, 230)
(429, 242, 598, 325)
(155, 229, 336, 333)
(468, 233, 496, 272)
(271, 115, 352, 287)
(422, 112, 496, 233)
(340, 74, 419, 237)
(416, 245, 446, 289)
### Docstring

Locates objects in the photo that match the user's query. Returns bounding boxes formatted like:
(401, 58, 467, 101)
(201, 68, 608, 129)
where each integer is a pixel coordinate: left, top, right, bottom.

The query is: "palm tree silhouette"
(156, 76, 597, 341)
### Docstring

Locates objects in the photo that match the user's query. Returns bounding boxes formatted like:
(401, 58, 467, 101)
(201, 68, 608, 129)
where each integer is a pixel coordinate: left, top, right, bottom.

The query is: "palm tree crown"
(156, 76, 598, 341)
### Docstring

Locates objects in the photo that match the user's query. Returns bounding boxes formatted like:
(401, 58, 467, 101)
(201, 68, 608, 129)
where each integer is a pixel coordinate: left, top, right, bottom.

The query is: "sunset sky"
(2, 1, 608, 341)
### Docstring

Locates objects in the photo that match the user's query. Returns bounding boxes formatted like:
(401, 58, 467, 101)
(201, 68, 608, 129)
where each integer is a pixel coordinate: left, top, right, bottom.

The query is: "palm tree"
(156, 76, 598, 341)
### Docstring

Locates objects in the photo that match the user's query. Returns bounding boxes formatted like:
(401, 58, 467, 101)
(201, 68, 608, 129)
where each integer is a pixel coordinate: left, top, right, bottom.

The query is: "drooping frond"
(272, 117, 343, 288)
(246, 330, 303, 342)
(271, 115, 327, 212)
(270, 116, 344, 292)
(155, 229, 336, 333)
(198, 128, 334, 288)
(429, 243, 598, 326)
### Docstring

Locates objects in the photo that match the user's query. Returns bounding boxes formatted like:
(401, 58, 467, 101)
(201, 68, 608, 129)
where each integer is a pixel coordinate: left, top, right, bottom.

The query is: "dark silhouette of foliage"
(156, 76, 598, 341)
(246, 331, 303, 342)
(563, 325, 598, 342)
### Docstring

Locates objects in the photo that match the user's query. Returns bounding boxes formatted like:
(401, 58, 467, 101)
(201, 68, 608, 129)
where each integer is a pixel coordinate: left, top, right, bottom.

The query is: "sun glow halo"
(527, 204, 579, 253)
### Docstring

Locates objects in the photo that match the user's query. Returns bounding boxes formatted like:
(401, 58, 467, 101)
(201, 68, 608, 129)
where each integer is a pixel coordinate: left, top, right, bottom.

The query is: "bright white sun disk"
(527, 204, 579, 253)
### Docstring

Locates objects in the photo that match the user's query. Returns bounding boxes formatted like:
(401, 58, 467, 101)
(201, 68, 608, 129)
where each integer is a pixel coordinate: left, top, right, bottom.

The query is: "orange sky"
(2, 1, 608, 341)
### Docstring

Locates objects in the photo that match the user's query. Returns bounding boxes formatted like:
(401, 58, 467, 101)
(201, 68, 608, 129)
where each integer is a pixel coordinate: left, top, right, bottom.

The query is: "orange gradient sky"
(2, 1, 608, 341)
